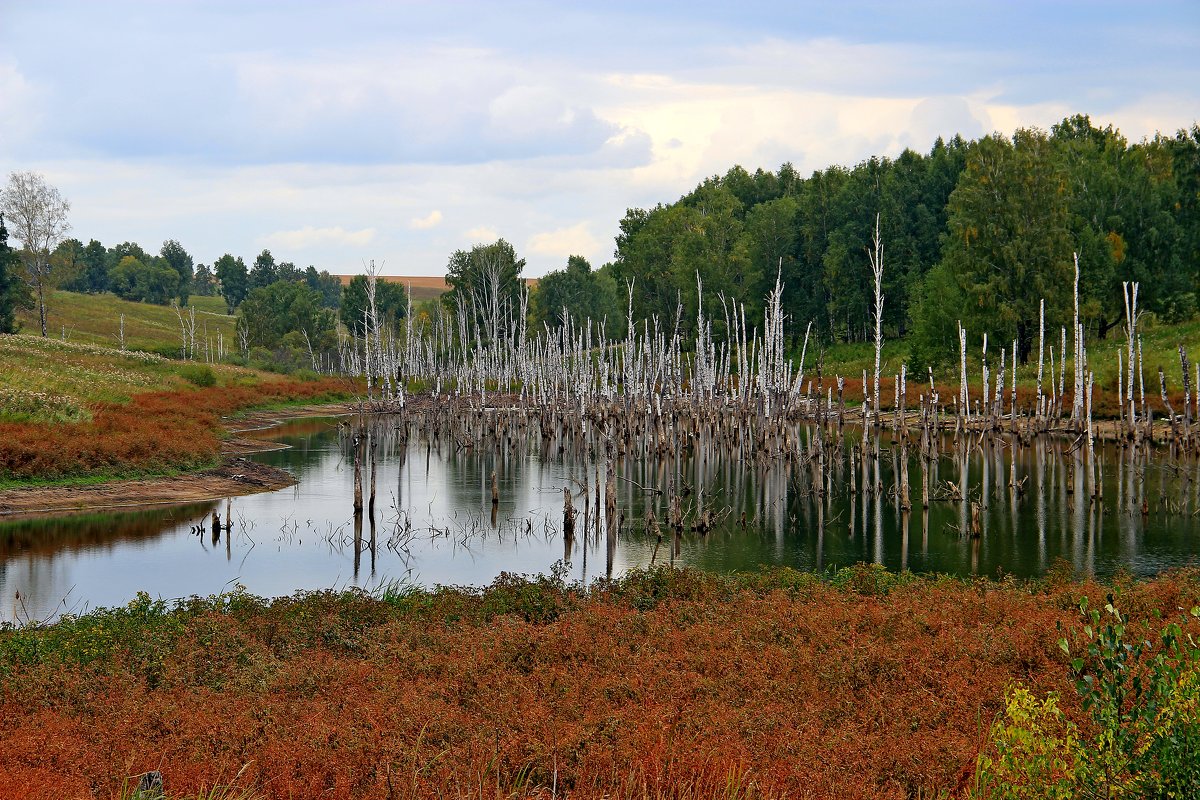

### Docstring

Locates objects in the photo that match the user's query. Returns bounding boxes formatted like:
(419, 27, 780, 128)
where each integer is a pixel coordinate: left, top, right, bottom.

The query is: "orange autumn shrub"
(2, 568, 1196, 799)
(0, 378, 351, 481)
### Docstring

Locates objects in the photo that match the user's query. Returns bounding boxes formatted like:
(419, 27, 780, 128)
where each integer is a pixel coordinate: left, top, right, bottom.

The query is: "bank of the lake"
(1, 565, 1197, 800)
(0, 401, 360, 517)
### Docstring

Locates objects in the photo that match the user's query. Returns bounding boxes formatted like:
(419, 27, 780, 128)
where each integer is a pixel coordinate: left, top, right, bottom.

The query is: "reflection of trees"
(0, 502, 217, 560)
(249, 418, 342, 477)
(0, 502, 217, 621)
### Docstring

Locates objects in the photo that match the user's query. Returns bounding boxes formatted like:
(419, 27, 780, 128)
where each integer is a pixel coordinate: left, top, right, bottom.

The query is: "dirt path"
(0, 402, 357, 518)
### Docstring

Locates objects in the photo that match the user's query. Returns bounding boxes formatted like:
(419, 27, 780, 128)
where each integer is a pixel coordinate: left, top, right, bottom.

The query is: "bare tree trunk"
(352, 427, 364, 513)
(869, 214, 885, 426)
(36, 276, 47, 337)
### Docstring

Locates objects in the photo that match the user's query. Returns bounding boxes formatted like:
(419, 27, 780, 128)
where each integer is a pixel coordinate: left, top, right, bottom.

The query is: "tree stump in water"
(563, 487, 575, 538)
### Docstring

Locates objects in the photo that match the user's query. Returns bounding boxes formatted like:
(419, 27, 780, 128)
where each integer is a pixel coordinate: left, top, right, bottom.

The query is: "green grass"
(0, 334, 272, 424)
(0, 465, 196, 491)
(813, 316, 1200, 397)
(16, 290, 236, 356)
(0, 290, 286, 424)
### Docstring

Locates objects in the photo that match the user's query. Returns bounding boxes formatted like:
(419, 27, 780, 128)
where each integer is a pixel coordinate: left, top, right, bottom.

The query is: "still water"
(3, 416, 1200, 621)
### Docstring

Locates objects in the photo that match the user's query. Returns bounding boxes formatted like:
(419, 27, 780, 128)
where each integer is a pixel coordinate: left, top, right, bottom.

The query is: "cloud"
(902, 96, 987, 149)
(464, 226, 499, 242)
(527, 223, 600, 260)
(410, 210, 443, 230)
(3, 2, 1196, 285)
(0, 61, 39, 151)
(261, 225, 376, 250)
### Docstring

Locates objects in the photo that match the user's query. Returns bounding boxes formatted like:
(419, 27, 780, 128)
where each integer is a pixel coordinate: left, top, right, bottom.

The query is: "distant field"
(334, 275, 539, 304)
(15, 291, 236, 356)
(336, 274, 448, 303)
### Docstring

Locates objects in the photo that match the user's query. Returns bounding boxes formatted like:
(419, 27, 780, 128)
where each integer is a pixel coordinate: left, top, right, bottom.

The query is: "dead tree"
(868, 214, 885, 426)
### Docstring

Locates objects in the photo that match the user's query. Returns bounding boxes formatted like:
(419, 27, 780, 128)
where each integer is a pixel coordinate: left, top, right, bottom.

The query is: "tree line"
(524, 114, 1199, 368)
(4, 113, 1197, 374)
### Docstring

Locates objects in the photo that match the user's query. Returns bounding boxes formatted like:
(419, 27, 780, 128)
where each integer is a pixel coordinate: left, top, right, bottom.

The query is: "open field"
(0, 565, 1196, 799)
(336, 274, 449, 303)
(15, 290, 236, 356)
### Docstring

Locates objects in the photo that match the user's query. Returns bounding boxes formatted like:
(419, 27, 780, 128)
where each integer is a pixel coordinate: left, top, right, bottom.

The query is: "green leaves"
(979, 596, 1200, 797)
(937, 130, 1073, 361)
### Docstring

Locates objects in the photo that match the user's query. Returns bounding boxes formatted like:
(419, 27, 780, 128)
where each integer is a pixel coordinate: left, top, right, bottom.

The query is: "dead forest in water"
(328, 243, 1200, 573)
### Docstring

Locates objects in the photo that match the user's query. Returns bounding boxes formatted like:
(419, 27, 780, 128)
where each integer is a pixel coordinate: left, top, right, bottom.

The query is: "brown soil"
(0, 403, 357, 518)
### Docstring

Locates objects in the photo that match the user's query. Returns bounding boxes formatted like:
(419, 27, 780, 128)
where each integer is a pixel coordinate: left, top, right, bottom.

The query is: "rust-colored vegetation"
(0, 377, 350, 482)
(1, 566, 1196, 799)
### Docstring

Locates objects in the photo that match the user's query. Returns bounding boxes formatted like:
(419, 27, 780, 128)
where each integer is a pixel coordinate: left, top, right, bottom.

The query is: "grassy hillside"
(16, 290, 236, 356)
(0, 335, 280, 424)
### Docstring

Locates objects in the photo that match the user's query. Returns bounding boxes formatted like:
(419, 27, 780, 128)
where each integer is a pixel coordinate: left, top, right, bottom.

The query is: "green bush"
(973, 687, 1081, 799)
(292, 368, 321, 382)
(178, 364, 216, 387)
(974, 599, 1200, 798)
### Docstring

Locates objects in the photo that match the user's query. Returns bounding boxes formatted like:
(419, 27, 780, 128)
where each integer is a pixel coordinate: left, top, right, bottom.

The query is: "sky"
(1, 0, 1197, 278)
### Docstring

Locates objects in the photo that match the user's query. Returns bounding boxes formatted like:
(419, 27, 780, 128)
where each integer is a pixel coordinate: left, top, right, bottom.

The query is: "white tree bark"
(0, 171, 71, 337)
(868, 214, 885, 424)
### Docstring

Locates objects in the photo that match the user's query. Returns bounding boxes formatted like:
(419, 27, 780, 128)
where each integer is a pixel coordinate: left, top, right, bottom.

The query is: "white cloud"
(527, 223, 600, 260)
(410, 210, 443, 229)
(464, 225, 499, 242)
(0, 61, 39, 151)
(4, 4, 1195, 286)
(260, 225, 376, 250)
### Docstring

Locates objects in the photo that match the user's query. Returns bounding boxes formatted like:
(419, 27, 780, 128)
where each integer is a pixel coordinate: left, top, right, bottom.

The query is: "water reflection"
(3, 416, 1200, 621)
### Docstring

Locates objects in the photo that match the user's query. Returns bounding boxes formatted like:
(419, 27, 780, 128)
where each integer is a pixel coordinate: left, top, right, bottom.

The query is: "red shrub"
(0, 378, 351, 480)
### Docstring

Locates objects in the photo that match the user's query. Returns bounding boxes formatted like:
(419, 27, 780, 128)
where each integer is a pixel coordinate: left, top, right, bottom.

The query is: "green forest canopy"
(529, 114, 1198, 367)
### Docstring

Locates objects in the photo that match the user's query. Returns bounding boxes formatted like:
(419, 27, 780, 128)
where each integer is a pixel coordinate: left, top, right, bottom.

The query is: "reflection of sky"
(3, 420, 1200, 621)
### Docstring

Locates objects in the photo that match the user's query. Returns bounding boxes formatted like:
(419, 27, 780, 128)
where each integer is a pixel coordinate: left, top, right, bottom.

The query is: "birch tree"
(0, 171, 71, 336)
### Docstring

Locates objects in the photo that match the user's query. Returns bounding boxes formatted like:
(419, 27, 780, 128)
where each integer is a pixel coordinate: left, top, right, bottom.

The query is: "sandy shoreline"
(0, 402, 357, 519)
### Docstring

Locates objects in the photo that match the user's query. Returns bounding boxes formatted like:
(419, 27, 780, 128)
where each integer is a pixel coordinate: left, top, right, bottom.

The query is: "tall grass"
(15, 289, 235, 354)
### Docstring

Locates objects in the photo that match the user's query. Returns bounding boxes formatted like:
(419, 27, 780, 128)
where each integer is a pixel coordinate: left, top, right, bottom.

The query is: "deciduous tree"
(108, 255, 180, 304)
(0, 171, 71, 336)
(238, 280, 335, 349)
(937, 129, 1073, 361)
(159, 239, 194, 305)
(214, 253, 248, 312)
(340, 275, 407, 336)
(249, 249, 278, 290)
(531, 255, 623, 336)
(444, 239, 526, 345)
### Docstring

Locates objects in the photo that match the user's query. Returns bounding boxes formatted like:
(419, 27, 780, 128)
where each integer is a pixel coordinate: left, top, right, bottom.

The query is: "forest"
(535, 115, 1200, 370)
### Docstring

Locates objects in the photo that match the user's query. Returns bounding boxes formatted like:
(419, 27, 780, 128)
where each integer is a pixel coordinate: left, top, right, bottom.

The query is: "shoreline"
(0, 402, 357, 518)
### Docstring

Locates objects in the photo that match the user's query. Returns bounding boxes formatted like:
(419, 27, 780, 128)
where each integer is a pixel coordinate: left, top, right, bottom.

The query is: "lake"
(3, 414, 1199, 622)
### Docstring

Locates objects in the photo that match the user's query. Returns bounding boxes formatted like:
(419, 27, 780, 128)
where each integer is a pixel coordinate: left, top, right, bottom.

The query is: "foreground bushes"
(0, 377, 351, 481)
(975, 598, 1200, 798)
(1, 566, 1198, 799)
